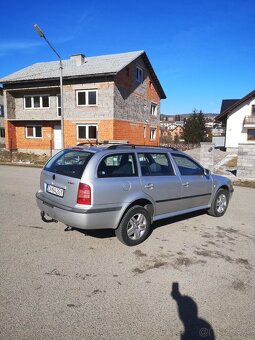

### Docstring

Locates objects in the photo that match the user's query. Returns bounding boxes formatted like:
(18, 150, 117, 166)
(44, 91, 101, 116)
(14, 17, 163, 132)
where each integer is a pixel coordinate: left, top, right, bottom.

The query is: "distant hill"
(160, 113, 218, 121)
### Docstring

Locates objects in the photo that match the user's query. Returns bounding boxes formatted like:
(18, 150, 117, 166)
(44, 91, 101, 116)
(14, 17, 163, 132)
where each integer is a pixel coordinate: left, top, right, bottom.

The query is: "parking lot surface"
(0, 165, 254, 340)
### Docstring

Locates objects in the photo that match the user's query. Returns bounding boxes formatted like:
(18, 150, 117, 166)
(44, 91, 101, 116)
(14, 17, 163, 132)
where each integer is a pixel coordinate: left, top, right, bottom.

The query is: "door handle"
(145, 183, 154, 189)
(182, 182, 189, 187)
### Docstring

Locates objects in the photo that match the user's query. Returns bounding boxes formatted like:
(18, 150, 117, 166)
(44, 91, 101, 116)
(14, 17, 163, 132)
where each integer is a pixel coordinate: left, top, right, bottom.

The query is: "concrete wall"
(5, 81, 114, 121)
(200, 142, 215, 170)
(225, 97, 255, 148)
(114, 56, 160, 144)
(237, 143, 255, 179)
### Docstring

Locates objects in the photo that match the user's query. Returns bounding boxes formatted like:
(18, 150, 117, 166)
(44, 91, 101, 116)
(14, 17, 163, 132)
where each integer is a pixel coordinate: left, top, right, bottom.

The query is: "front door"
(54, 125, 62, 150)
(171, 153, 213, 210)
(138, 152, 182, 216)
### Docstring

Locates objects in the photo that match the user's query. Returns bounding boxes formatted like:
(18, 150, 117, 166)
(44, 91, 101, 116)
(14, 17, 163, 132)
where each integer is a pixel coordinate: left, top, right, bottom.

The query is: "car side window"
(172, 154, 204, 176)
(138, 153, 175, 176)
(97, 153, 137, 178)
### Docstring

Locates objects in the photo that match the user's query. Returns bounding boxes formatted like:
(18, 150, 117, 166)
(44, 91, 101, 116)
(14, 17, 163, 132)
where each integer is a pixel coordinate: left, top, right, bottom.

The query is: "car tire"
(115, 205, 151, 246)
(207, 188, 229, 217)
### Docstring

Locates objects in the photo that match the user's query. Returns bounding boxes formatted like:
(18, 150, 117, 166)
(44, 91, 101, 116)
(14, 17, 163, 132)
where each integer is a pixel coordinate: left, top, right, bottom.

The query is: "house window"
(0, 127, 5, 138)
(24, 95, 50, 109)
(76, 90, 98, 106)
(136, 66, 144, 83)
(151, 103, 157, 116)
(247, 129, 255, 140)
(77, 124, 97, 140)
(26, 125, 42, 138)
(0, 105, 4, 116)
(57, 95, 61, 117)
(150, 127, 156, 140)
(251, 105, 255, 116)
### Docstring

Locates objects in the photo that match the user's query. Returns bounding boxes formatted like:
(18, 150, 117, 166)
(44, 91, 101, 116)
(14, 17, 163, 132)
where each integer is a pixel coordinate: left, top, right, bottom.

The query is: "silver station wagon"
(36, 144, 234, 246)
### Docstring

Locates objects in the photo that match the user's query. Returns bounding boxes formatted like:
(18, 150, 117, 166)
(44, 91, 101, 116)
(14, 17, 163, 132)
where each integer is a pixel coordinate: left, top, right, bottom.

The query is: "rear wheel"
(115, 205, 151, 246)
(208, 188, 229, 217)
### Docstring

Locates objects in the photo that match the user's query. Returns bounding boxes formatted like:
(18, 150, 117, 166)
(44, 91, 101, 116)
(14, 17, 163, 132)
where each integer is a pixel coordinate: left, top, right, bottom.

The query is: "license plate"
(46, 184, 64, 197)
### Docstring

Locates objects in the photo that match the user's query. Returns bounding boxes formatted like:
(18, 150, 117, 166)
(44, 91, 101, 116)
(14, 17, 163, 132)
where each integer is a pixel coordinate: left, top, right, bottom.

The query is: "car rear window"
(44, 149, 93, 179)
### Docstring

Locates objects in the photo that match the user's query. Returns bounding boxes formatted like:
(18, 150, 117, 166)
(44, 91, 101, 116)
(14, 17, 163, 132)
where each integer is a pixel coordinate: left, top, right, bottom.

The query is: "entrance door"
(54, 125, 62, 149)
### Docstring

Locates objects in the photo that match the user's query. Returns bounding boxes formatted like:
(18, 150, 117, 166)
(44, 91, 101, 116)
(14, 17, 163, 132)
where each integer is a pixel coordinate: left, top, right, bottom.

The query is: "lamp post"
(33, 24, 64, 149)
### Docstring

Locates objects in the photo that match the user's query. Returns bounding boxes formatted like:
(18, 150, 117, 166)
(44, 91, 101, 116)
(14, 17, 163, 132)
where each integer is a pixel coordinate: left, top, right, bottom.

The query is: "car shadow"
(171, 282, 215, 339)
(68, 210, 206, 241)
(70, 227, 115, 239)
(152, 210, 206, 231)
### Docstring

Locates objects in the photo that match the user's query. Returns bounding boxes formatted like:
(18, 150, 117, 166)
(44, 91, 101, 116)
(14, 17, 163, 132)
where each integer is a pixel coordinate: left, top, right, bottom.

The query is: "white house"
(216, 89, 255, 149)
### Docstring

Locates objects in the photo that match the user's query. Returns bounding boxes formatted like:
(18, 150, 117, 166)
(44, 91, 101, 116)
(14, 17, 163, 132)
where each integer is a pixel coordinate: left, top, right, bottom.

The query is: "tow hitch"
(41, 211, 58, 223)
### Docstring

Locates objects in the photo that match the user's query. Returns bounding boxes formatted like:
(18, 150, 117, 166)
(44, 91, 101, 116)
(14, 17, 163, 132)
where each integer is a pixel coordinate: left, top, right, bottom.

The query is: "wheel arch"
(118, 198, 154, 227)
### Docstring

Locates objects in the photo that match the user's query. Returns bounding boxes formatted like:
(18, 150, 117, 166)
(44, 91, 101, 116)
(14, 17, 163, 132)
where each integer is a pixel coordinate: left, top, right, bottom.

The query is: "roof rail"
(106, 144, 178, 151)
(106, 144, 135, 149)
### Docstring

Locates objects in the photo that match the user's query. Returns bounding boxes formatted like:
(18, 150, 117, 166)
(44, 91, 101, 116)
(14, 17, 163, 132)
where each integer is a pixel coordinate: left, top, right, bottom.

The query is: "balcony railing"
(244, 115, 255, 125)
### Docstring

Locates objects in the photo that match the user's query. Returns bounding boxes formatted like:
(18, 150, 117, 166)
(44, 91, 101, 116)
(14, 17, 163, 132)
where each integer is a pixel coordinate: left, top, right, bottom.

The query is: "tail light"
(77, 183, 91, 205)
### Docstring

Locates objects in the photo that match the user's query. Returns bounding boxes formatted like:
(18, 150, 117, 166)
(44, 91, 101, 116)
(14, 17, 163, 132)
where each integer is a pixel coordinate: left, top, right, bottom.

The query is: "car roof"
(69, 144, 182, 154)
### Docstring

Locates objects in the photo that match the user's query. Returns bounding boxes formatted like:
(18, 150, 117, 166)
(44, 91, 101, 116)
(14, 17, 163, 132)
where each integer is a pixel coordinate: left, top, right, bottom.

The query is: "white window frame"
(76, 124, 97, 140)
(57, 94, 61, 117)
(136, 66, 144, 83)
(24, 95, 50, 109)
(151, 103, 157, 116)
(150, 127, 156, 140)
(76, 89, 98, 107)
(25, 125, 42, 139)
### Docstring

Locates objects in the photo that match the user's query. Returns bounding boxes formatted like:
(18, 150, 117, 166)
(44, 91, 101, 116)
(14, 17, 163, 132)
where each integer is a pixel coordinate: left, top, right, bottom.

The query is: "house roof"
(220, 99, 239, 114)
(0, 50, 166, 98)
(216, 89, 255, 121)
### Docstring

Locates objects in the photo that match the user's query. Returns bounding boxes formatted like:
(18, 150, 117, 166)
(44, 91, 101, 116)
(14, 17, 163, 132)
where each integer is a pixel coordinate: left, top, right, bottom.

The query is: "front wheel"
(115, 205, 151, 246)
(208, 188, 229, 217)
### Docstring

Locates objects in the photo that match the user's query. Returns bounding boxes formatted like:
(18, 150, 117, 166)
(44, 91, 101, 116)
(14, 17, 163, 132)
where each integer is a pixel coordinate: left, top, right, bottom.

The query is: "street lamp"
(33, 24, 64, 149)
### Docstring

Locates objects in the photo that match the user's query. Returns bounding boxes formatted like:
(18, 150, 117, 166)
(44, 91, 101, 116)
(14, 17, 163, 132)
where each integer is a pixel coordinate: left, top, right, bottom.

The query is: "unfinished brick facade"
(1, 51, 166, 153)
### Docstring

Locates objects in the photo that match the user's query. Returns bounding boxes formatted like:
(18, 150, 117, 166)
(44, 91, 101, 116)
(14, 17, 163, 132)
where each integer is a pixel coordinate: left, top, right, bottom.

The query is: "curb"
(0, 162, 43, 168)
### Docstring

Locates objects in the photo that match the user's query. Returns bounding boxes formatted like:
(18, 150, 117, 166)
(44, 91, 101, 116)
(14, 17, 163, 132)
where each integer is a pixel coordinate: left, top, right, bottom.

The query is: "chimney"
(70, 54, 85, 66)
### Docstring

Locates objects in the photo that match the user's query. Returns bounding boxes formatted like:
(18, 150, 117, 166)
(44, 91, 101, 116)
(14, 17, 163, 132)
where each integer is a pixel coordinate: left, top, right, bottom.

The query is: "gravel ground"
(0, 165, 254, 340)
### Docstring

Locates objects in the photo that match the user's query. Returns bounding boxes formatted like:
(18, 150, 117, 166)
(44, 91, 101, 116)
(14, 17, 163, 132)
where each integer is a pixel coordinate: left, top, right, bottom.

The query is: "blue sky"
(0, 0, 254, 114)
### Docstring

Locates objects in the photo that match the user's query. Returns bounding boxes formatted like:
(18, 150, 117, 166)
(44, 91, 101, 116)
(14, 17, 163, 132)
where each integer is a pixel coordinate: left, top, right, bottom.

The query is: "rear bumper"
(36, 191, 122, 230)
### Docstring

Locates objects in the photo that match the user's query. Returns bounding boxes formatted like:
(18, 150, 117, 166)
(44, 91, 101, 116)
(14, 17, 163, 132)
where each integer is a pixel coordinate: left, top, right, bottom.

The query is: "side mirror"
(204, 168, 211, 176)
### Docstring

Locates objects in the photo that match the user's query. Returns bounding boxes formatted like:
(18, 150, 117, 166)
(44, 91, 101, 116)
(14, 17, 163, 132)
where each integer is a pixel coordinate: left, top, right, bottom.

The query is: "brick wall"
(6, 121, 54, 150)
(113, 120, 159, 145)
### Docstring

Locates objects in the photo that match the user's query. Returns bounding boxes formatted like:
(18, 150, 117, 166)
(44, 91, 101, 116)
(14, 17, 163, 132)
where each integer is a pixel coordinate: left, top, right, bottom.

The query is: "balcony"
(244, 115, 255, 127)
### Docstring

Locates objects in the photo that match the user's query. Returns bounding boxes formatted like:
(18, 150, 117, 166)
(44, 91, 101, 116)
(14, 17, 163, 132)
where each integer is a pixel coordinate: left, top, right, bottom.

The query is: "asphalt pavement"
(0, 165, 254, 340)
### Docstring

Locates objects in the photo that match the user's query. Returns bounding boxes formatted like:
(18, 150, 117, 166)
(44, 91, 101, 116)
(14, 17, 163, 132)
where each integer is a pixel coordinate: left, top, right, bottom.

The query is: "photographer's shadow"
(171, 282, 215, 340)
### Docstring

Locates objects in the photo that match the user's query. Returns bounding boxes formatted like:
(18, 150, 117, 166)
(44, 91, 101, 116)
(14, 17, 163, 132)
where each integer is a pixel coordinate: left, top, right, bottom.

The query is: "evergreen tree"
(181, 110, 206, 143)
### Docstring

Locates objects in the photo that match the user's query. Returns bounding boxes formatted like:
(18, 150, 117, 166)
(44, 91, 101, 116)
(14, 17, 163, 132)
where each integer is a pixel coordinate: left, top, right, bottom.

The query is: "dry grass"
(233, 180, 255, 189)
(0, 149, 50, 166)
(224, 156, 238, 168)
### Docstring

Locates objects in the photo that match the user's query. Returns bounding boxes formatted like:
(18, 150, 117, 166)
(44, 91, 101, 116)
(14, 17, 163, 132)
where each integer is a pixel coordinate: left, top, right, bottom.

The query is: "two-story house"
(0, 87, 5, 146)
(0, 50, 166, 153)
(216, 89, 255, 149)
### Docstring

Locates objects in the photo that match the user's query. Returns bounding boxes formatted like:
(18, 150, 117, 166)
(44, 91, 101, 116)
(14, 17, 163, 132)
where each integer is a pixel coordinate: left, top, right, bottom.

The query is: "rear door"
(40, 149, 93, 207)
(92, 152, 141, 206)
(138, 152, 182, 216)
(171, 153, 213, 210)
